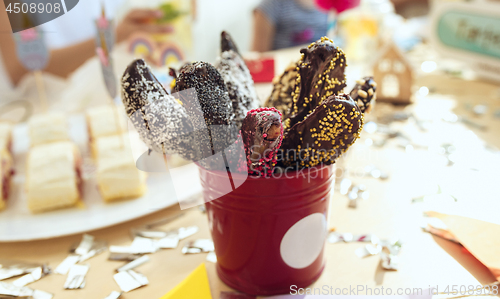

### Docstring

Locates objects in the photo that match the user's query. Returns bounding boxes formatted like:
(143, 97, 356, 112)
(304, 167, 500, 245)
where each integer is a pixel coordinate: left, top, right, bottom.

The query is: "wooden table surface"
(1, 61, 500, 298)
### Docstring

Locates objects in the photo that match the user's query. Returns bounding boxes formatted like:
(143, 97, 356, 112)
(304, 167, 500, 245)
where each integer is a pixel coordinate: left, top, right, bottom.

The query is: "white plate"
(0, 114, 202, 242)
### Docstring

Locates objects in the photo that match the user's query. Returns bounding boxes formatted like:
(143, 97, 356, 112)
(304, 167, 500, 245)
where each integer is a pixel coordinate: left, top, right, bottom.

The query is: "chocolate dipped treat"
(215, 49, 259, 130)
(173, 61, 236, 158)
(241, 107, 283, 177)
(121, 59, 197, 160)
(285, 37, 347, 131)
(221, 31, 240, 55)
(280, 94, 363, 169)
(265, 61, 299, 118)
(350, 76, 377, 114)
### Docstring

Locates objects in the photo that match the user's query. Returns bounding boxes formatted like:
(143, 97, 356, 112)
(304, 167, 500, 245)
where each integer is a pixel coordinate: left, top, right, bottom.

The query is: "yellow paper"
(160, 263, 212, 299)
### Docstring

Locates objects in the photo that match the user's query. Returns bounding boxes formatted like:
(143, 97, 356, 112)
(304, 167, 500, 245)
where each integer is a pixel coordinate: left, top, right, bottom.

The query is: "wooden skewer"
(33, 70, 48, 113)
(98, 28, 124, 149)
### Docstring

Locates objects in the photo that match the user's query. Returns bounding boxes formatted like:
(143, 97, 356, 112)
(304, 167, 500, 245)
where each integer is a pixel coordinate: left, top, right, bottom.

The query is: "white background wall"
(191, 0, 261, 63)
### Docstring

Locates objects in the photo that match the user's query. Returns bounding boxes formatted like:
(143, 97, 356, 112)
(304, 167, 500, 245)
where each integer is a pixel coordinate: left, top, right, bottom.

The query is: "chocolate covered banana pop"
(265, 61, 299, 118)
(280, 94, 363, 169)
(221, 31, 240, 55)
(173, 61, 236, 158)
(350, 76, 377, 114)
(215, 49, 259, 129)
(241, 107, 283, 177)
(121, 59, 197, 160)
(285, 37, 347, 131)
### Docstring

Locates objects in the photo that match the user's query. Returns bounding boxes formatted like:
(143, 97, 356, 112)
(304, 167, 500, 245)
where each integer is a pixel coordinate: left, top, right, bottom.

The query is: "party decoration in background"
(13, 25, 50, 111)
(372, 42, 413, 104)
(95, 4, 115, 53)
(430, 2, 500, 82)
(128, 0, 192, 67)
(95, 6, 117, 100)
(13, 28, 48, 71)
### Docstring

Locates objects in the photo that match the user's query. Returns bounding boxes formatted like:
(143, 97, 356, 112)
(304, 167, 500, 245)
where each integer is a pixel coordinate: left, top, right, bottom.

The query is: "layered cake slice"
(26, 141, 82, 213)
(94, 134, 147, 202)
(0, 122, 14, 210)
(86, 105, 127, 141)
(0, 122, 13, 153)
(28, 112, 70, 146)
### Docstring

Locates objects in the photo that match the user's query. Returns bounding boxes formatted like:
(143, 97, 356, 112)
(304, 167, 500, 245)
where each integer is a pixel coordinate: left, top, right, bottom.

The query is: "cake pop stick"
(280, 94, 363, 169)
(241, 107, 283, 177)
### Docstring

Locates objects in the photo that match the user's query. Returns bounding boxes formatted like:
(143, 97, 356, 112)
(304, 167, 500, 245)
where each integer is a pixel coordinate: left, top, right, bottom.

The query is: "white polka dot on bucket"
(279, 213, 327, 269)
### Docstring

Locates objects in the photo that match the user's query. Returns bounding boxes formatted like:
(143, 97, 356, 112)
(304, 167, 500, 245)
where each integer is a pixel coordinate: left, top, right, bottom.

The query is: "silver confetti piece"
(75, 234, 95, 256)
(109, 246, 134, 254)
(157, 236, 180, 249)
(182, 239, 214, 254)
(12, 267, 42, 287)
(0, 282, 53, 298)
(110, 237, 159, 255)
(328, 232, 380, 244)
(131, 228, 169, 239)
(64, 264, 89, 290)
(143, 213, 186, 229)
(54, 255, 80, 275)
(339, 178, 352, 195)
(0, 268, 25, 281)
(31, 289, 54, 299)
(473, 104, 488, 116)
(355, 244, 382, 258)
(130, 237, 159, 254)
(364, 165, 389, 180)
(79, 240, 107, 263)
(341, 233, 353, 242)
(113, 270, 148, 293)
(103, 291, 123, 299)
(206, 252, 217, 263)
(178, 226, 199, 240)
(117, 255, 150, 272)
(108, 253, 142, 262)
(0, 260, 42, 280)
(381, 251, 399, 270)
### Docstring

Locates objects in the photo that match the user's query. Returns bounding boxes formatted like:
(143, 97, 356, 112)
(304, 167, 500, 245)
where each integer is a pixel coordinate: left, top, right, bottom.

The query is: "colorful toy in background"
(95, 5, 115, 53)
(95, 6, 117, 100)
(128, 0, 192, 67)
(372, 42, 413, 104)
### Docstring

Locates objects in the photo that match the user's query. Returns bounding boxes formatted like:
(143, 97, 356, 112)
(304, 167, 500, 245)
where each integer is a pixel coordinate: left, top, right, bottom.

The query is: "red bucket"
(200, 165, 334, 296)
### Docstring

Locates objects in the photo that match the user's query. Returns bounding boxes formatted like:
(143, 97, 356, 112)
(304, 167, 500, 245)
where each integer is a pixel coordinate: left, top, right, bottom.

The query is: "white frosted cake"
(26, 141, 82, 213)
(94, 134, 147, 202)
(28, 112, 70, 146)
